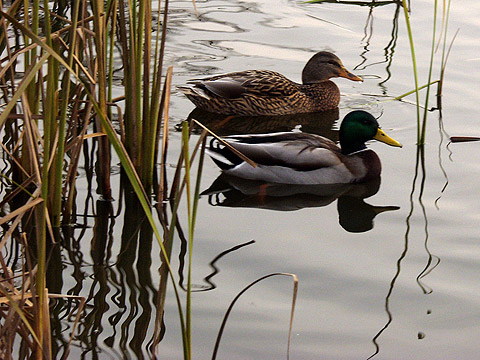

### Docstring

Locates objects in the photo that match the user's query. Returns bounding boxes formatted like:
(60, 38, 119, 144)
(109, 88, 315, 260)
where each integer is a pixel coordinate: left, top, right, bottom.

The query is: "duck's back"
(181, 70, 340, 116)
(207, 132, 385, 184)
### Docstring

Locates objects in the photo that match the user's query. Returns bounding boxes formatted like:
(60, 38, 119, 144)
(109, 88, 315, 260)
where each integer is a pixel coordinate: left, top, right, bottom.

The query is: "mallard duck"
(206, 110, 402, 184)
(179, 51, 362, 116)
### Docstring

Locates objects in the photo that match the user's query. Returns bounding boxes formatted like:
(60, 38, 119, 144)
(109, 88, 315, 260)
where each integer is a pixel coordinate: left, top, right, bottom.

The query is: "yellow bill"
(374, 128, 402, 147)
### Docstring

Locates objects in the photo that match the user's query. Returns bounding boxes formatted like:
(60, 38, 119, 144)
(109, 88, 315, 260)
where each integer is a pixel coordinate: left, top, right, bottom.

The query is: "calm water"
(52, 0, 480, 358)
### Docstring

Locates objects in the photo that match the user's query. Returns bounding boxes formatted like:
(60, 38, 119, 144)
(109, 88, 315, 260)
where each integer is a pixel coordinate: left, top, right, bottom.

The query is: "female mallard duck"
(180, 51, 362, 116)
(206, 110, 402, 184)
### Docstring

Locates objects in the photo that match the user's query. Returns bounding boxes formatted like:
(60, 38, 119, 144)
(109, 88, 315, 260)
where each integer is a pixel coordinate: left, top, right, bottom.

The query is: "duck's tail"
(177, 85, 211, 100)
(206, 138, 242, 170)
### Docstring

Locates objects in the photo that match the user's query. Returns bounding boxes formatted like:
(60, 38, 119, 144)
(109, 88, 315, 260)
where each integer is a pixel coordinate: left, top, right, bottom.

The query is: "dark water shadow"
(185, 107, 339, 139)
(202, 174, 399, 233)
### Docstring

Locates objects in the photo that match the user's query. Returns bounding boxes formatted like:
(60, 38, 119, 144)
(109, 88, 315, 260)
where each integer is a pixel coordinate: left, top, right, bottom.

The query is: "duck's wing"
(208, 132, 343, 171)
(186, 70, 300, 100)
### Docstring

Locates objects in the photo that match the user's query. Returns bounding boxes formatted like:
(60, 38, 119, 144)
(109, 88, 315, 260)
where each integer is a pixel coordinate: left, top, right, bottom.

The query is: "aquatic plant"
(0, 0, 184, 356)
(401, 0, 454, 144)
(0, 1, 298, 359)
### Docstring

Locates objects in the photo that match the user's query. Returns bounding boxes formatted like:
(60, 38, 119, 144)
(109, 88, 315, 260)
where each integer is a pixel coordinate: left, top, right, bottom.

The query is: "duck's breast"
(342, 149, 382, 182)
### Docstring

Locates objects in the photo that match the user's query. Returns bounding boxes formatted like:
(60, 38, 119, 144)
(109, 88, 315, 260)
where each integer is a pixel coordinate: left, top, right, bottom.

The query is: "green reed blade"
(52, 0, 81, 226)
(391, 81, 439, 101)
(419, 0, 438, 144)
(182, 122, 193, 359)
(401, 0, 421, 143)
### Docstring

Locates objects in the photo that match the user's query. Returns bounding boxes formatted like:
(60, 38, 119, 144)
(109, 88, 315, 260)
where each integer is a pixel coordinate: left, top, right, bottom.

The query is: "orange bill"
(339, 65, 363, 82)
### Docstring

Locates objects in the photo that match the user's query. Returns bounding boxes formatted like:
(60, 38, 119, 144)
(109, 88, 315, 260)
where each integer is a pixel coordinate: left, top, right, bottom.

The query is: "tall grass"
(401, 0, 453, 144)
(0, 0, 192, 357)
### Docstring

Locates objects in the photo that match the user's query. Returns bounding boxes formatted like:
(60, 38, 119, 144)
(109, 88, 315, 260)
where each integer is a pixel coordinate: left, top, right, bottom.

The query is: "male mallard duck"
(180, 51, 362, 116)
(206, 110, 402, 184)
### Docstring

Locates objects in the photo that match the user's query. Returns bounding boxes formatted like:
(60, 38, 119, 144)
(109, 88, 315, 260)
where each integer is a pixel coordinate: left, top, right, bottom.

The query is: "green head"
(339, 110, 402, 155)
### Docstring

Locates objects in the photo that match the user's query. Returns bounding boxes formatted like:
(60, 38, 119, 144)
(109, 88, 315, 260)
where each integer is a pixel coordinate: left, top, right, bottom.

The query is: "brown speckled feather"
(180, 51, 362, 116)
(182, 71, 340, 116)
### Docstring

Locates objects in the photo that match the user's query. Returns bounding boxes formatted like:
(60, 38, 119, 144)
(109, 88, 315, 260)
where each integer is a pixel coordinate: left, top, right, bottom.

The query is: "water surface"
(165, 0, 480, 359)
(48, 0, 480, 358)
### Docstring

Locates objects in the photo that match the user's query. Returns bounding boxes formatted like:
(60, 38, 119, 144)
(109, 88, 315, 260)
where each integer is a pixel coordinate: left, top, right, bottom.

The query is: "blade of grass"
(191, 135, 207, 240)
(159, 68, 171, 202)
(0, 10, 90, 84)
(0, 52, 50, 130)
(212, 273, 299, 360)
(0, 187, 42, 251)
(390, 81, 439, 101)
(0, 286, 43, 350)
(0, 198, 43, 226)
(401, 0, 421, 143)
(182, 122, 193, 360)
(419, 0, 439, 144)
(438, 0, 456, 100)
(192, 119, 258, 168)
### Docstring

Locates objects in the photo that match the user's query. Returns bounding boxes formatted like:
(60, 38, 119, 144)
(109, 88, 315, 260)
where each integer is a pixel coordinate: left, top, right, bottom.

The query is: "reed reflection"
(84, 199, 114, 359)
(308, 1, 402, 95)
(179, 240, 256, 292)
(202, 175, 398, 233)
(308, 0, 401, 6)
(368, 145, 440, 359)
(45, 179, 161, 359)
(116, 187, 158, 359)
(353, 3, 401, 93)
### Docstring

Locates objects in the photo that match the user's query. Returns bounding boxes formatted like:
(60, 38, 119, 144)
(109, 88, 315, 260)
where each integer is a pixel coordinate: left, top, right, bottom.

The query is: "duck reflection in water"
(202, 175, 399, 233)
(187, 107, 339, 138)
(196, 110, 402, 231)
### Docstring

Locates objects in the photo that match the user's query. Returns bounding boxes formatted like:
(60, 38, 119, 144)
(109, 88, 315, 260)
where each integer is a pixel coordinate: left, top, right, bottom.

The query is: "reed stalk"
(401, 0, 452, 143)
(419, 0, 438, 144)
(34, 1, 57, 355)
(52, 0, 81, 226)
(182, 122, 193, 359)
(92, 0, 112, 199)
(437, 0, 453, 102)
(401, 0, 421, 143)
